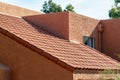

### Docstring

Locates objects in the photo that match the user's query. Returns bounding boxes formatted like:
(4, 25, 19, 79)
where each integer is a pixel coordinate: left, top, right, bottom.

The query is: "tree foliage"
(99, 69, 120, 80)
(64, 4, 75, 12)
(109, 7, 120, 18)
(109, 0, 120, 18)
(41, 0, 75, 13)
(115, 0, 120, 6)
(41, 0, 62, 13)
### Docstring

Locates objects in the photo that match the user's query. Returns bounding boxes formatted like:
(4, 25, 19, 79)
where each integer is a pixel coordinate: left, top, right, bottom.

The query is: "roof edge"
(0, 27, 74, 72)
(0, 26, 119, 71)
(0, 2, 41, 17)
(68, 11, 99, 21)
(0, 12, 21, 18)
(0, 2, 40, 13)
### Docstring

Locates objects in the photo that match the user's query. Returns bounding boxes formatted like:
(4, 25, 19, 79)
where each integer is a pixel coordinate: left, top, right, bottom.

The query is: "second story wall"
(23, 12, 100, 50)
(101, 19, 120, 61)
(23, 12, 69, 39)
(69, 12, 99, 49)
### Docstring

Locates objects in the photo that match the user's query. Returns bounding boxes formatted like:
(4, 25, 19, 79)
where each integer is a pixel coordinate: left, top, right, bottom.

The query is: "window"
(83, 36, 94, 48)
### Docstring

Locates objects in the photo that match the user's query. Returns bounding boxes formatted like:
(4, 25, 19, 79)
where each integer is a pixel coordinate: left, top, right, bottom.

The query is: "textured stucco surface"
(24, 12, 100, 50)
(69, 12, 100, 49)
(101, 19, 120, 61)
(23, 12, 69, 39)
(0, 33, 73, 80)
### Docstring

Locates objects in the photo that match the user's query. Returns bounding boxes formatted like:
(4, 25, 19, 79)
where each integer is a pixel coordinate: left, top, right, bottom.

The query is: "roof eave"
(0, 26, 119, 72)
(0, 27, 75, 72)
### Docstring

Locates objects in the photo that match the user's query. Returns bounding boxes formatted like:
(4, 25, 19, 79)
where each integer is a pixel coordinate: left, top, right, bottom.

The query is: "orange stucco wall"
(69, 12, 100, 49)
(23, 12, 69, 39)
(101, 19, 120, 61)
(0, 2, 40, 17)
(23, 12, 100, 50)
(0, 33, 73, 80)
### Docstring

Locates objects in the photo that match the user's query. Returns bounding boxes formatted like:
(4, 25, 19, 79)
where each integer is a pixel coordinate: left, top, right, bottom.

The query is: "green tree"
(115, 0, 120, 7)
(109, 7, 120, 18)
(64, 4, 75, 12)
(41, 0, 75, 13)
(109, 0, 120, 18)
(41, 0, 62, 13)
(99, 69, 120, 80)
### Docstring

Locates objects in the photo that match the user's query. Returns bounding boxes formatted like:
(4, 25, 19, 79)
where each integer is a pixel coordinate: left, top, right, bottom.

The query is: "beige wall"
(69, 12, 100, 49)
(0, 33, 73, 80)
(0, 2, 40, 17)
(73, 69, 120, 80)
(73, 70, 100, 80)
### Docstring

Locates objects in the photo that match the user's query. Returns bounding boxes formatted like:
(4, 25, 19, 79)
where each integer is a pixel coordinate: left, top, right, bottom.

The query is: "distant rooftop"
(0, 2, 41, 17)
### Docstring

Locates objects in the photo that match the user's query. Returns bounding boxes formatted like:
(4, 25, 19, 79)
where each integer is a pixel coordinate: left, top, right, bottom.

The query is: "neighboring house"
(0, 2, 120, 80)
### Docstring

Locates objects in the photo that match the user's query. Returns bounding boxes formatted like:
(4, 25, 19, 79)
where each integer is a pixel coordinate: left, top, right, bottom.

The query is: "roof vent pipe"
(98, 23, 104, 32)
(98, 23, 104, 52)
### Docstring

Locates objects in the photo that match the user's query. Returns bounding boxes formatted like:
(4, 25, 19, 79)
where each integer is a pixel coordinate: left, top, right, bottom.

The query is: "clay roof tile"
(0, 13, 119, 70)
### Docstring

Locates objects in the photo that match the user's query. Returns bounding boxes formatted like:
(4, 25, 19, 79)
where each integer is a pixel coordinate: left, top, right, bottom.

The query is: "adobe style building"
(0, 2, 120, 80)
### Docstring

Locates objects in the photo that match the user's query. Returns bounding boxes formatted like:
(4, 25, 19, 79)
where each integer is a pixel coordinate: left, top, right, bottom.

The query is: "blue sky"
(0, 0, 114, 19)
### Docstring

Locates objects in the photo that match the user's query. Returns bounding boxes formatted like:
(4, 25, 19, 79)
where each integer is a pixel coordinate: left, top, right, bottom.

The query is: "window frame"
(83, 36, 95, 48)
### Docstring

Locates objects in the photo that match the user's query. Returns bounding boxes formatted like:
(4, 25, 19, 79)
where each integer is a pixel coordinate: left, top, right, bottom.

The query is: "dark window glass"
(83, 36, 94, 48)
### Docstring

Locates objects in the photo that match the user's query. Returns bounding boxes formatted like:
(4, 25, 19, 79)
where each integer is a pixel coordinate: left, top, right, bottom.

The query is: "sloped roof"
(0, 2, 41, 17)
(0, 13, 119, 71)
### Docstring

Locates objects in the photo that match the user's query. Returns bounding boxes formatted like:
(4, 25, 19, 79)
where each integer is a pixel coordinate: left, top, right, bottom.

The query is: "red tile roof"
(0, 13, 119, 71)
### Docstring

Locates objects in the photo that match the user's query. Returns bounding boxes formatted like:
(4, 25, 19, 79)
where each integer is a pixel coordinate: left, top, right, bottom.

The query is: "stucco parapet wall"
(100, 19, 120, 61)
(69, 12, 100, 44)
(23, 12, 69, 39)
(0, 2, 41, 17)
(23, 12, 99, 41)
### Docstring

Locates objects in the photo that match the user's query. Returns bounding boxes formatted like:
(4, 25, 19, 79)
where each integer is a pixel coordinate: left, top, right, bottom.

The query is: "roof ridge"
(0, 2, 40, 13)
(0, 27, 75, 71)
(0, 12, 21, 18)
(22, 17, 72, 42)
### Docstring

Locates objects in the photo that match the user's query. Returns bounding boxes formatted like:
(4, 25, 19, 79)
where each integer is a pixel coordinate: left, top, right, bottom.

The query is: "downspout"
(98, 23, 104, 52)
